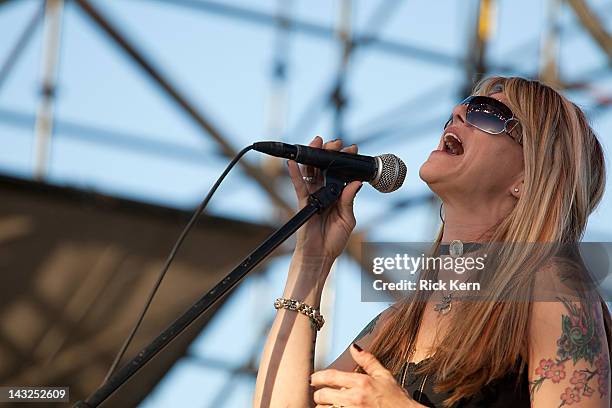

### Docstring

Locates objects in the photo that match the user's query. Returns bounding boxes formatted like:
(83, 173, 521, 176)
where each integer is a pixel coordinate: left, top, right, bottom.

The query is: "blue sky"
(1, 0, 611, 406)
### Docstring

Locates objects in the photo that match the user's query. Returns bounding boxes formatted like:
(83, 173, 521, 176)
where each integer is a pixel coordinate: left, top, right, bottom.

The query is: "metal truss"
(0, 1, 611, 406)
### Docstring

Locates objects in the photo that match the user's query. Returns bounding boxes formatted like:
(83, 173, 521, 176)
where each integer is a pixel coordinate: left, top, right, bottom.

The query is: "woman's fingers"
(312, 387, 353, 407)
(290, 135, 326, 199)
(337, 144, 361, 216)
(290, 137, 362, 203)
(303, 139, 352, 186)
(304, 137, 342, 184)
(311, 369, 368, 389)
(302, 136, 323, 186)
(299, 136, 343, 192)
(322, 138, 343, 150)
(340, 143, 358, 154)
(287, 159, 309, 201)
(338, 181, 363, 218)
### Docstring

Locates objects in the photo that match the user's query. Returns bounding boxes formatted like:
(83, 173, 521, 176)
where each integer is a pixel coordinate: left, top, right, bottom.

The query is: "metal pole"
(463, 0, 495, 96)
(539, 0, 562, 86)
(33, 0, 64, 180)
(331, 0, 352, 142)
(567, 0, 612, 60)
(0, 3, 43, 92)
(264, 0, 293, 142)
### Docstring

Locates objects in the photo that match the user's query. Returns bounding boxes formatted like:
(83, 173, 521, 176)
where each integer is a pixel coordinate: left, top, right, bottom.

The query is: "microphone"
(253, 141, 407, 193)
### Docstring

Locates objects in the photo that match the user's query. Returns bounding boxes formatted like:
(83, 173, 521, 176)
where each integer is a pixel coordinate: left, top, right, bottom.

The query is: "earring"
(513, 187, 519, 193)
(439, 202, 445, 223)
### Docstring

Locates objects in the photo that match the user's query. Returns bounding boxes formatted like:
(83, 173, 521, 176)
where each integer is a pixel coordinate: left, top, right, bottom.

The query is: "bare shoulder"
(528, 297, 610, 407)
(325, 303, 399, 372)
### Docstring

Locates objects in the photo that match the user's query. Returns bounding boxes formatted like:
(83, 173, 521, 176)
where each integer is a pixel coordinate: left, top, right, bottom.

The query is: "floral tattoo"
(529, 297, 609, 406)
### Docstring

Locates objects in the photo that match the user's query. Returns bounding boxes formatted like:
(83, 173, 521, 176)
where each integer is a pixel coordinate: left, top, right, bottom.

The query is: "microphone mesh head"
(372, 154, 407, 193)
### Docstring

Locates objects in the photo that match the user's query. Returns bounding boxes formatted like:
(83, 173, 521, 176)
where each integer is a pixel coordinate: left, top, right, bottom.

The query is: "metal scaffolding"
(0, 0, 611, 406)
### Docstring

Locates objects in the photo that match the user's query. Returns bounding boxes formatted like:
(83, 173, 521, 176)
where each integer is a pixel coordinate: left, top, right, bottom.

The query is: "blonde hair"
(363, 77, 611, 405)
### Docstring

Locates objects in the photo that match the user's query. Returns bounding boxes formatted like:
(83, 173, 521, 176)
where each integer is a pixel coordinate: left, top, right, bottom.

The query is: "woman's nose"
(449, 103, 467, 126)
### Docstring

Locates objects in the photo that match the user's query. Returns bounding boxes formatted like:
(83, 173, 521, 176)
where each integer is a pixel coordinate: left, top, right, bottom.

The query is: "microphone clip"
(307, 171, 349, 214)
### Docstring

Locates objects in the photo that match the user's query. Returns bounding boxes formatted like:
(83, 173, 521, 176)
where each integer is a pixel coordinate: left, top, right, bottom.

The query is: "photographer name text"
(372, 279, 480, 291)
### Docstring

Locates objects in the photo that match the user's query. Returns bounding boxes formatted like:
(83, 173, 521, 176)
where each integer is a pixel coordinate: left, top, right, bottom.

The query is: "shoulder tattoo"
(529, 297, 609, 405)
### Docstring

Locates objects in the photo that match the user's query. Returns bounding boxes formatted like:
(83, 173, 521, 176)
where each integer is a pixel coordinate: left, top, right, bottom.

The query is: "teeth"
(444, 133, 462, 144)
(442, 132, 463, 155)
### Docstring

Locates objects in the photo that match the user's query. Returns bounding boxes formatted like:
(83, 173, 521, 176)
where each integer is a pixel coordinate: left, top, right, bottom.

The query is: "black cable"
(101, 144, 254, 385)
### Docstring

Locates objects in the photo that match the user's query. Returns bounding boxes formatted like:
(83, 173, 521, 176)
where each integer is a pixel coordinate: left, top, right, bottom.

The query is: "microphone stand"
(74, 172, 349, 408)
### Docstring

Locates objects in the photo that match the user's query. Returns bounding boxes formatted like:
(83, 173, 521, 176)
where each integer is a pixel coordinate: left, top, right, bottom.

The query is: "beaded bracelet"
(274, 297, 325, 331)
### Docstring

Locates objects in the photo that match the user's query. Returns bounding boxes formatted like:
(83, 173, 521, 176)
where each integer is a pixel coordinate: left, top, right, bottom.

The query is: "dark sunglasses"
(444, 95, 521, 142)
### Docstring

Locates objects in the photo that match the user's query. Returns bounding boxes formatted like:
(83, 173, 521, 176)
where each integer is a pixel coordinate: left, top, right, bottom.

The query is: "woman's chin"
(419, 161, 445, 184)
(419, 163, 461, 197)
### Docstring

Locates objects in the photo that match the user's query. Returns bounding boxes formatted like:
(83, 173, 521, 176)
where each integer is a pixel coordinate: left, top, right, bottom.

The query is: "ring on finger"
(302, 175, 316, 184)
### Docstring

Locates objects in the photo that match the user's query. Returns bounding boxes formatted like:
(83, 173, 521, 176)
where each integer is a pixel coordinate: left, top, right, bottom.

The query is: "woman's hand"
(287, 136, 362, 261)
(310, 344, 418, 408)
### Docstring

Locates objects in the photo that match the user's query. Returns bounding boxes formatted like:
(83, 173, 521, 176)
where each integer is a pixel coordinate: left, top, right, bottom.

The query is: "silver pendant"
(434, 293, 452, 315)
(449, 239, 463, 257)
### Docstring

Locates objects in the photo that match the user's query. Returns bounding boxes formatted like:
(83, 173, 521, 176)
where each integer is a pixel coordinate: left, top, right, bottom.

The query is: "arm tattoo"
(353, 312, 382, 343)
(529, 297, 609, 406)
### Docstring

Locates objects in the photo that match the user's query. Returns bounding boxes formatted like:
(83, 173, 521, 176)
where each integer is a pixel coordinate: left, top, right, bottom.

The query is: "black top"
(395, 357, 531, 407)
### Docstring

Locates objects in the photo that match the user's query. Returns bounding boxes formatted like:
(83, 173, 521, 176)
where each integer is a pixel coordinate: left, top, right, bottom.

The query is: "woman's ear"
(510, 170, 524, 199)
(510, 180, 523, 199)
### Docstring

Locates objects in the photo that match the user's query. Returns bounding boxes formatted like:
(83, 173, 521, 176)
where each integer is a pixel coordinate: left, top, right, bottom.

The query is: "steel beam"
(463, 0, 494, 95)
(143, 0, 466, 68)
(567, 0, 612, 60)
(0, 2, 43, 92)
(74, 0, 293, 214)
(539, 0, 562, 86)
(0, 107, 222, 165)
(33, 0, 65, 180)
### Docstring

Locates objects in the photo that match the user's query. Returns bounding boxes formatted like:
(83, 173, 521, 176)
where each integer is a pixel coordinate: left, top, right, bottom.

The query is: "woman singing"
(253, 76, 611, 407)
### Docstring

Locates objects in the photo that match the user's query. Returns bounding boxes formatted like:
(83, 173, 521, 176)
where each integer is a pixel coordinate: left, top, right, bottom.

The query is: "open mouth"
(442, 132, 464, 155)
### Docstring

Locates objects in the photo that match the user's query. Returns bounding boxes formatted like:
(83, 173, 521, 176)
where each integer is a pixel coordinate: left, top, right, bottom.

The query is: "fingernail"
(352, 343, 363, 352)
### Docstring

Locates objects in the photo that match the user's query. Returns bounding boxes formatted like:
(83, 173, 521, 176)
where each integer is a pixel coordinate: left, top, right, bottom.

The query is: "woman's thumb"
(338, 181, 363, 213)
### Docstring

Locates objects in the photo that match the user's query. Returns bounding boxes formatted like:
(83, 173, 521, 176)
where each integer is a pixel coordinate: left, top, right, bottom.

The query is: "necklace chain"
(432, 239, 469, 316)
